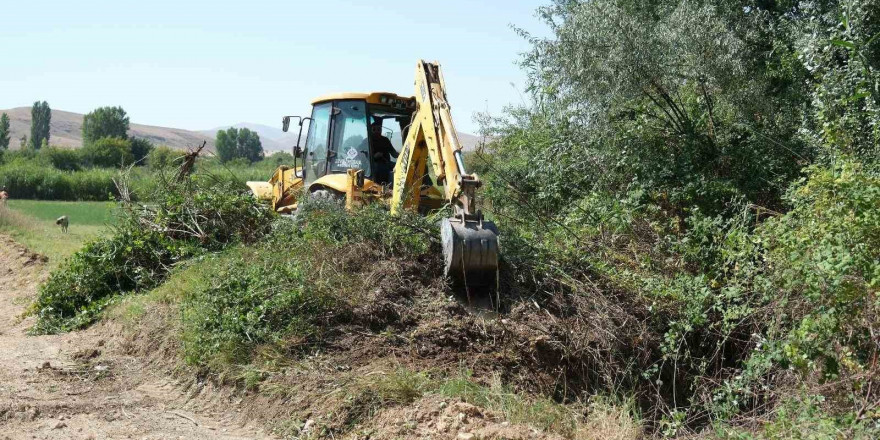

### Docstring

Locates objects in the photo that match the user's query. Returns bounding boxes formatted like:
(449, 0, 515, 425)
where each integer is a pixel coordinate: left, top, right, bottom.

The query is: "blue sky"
(1, 0, 547, 134)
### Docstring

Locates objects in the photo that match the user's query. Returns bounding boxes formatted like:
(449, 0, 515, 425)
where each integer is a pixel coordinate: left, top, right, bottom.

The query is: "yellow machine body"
(247, 166, 303, 214)
(250, 61, 499, 299)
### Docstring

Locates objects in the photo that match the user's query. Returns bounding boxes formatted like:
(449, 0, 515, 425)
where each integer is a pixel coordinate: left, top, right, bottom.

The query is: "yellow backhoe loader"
(248, 60, 499, 291)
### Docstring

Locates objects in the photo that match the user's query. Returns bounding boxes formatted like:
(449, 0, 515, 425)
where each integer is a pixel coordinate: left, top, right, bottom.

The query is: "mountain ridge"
(0, 107, 484, 153)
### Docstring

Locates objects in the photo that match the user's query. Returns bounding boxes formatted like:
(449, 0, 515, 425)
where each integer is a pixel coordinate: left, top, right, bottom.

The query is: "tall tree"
(82, 106, 130, 145)
(30, 101, 51, 149)
(0, 113, 10, 150)
(215, 127, 263, 163)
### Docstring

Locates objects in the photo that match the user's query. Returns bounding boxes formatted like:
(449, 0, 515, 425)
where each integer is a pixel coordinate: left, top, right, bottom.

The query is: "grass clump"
(178, 200, 437, 370)
(180, 243, 337, 367)
(30, 175, 274, 334)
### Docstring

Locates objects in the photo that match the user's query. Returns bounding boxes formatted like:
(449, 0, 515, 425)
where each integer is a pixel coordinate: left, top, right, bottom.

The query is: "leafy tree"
(81, 137, 134, 168)
(0, 113, 10, 150)
(82, 106, 130, 146)
(30, 101, 51, 150)
(509, 0, 813, 214)
(215, 127, 263, 163)
(796, 0, 880, 162)
(129, 137, 154, 164)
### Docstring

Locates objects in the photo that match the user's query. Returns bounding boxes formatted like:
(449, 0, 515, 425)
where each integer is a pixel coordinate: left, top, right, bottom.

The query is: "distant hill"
(0, 107, 213, 151)
(204, 122, 485, 152)
(0, 107, 484, 153)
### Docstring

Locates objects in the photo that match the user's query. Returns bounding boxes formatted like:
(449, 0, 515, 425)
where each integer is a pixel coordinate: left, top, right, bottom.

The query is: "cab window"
(304, 102, 332, 185)
(329, 100, 371, 177)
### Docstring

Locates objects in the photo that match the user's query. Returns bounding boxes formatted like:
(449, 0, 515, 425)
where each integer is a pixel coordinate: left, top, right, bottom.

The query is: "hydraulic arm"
(391, 61, 500, 290)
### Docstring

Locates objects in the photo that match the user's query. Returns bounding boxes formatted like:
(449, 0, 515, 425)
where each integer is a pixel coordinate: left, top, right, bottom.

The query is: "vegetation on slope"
(21, 0, 880, 437)
(468, 0, 880, 436)
(30, 175, 273, 334)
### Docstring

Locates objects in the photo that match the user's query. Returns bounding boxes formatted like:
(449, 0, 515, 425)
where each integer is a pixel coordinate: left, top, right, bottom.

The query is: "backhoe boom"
(391, 61, 500, 293)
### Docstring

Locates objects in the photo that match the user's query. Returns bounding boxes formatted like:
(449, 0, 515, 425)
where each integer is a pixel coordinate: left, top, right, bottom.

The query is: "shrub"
(147, 146, 185, 170)
(81, 136, 134, 168)
(709, 158, 880, 423)
(31, 176, 275, 333)
(180, 244, 337, 366)
(0, 161, 117, 201)
(39, 147, 83, 171)
(178, 200, 436, 368)
(129, 137, 154, 164)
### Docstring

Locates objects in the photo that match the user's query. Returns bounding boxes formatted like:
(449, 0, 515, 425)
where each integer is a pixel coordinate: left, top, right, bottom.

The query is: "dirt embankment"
(0, 234, 638, 439)
(0, 235, 275, 439)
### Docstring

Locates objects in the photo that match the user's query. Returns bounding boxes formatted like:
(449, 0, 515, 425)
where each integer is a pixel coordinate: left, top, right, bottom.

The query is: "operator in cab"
(370, 120, 398, 184)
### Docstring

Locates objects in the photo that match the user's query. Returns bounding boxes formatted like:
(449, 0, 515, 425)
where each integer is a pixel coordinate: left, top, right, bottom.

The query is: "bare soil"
(0, 235, 614, 439)
(0, 235, 276, 439)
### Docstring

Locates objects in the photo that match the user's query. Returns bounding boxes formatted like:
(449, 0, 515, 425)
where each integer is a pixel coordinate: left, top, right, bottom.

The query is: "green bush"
(39, 147, 83, 171)
(177, 200, 435, 368)
(129, 137, 154, 164)
(180, 243, 337, 366)
(31, 176, 275, 333)
(0, 161, 117, 200)
(81, 136, 134, 168)
(147, 146, 185, 170)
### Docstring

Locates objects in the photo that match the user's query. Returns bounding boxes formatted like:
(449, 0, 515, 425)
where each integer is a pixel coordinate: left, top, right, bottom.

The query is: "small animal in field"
(56, 216, 69, 233)
(0, 188, 8, 206)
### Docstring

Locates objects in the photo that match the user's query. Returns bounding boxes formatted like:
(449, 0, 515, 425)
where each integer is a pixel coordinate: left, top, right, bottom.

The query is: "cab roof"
(310, 92, 416, 107)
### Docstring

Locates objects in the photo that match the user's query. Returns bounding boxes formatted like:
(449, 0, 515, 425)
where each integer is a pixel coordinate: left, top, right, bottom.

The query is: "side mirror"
(293, 146, 303, 158)
(282, 116, 291, 133)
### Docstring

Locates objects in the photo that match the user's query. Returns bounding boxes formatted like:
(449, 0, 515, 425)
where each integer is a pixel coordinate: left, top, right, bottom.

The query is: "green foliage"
(81, 136, 134, 168)
(178, 201, 435, 368)
(180, 243, 336, 366)
(708, 159, 880, 419)
(510, 0, 813, 214)
(474, 0, 880, 434)
(265, 151, 295, 166)
(146, 145, 185, 170)
(31, 176, 274, 333)
(0, 112, 10, 150)
(39, 147, 83, 171)
(129, 137, 154, 164)
(82, 106, 130, 145)
(294, 201, 434, 258)
(30, 101, 51, 150)
(798, 0, 880, 162)
(215, 127, 264, 163)
(0, 160, 118, 200)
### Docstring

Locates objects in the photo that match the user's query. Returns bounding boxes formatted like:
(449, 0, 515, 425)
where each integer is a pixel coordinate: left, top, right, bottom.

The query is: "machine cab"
(300, 92, 416, 191)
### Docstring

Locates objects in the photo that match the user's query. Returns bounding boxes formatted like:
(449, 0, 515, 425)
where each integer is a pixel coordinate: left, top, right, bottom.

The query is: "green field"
(0, 200, 116, 264)
(5, 199, 117, 226)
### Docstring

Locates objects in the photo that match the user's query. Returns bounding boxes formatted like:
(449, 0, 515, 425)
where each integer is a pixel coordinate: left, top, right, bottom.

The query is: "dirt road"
(0, 236, 276, 440)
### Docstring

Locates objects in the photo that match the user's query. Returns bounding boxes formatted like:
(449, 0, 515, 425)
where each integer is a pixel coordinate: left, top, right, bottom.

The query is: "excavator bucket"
(441, 217, 500, 301)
